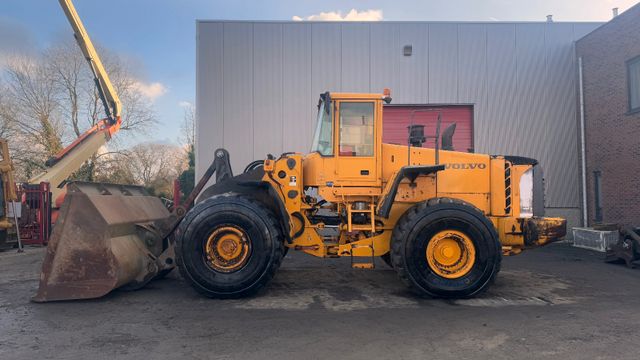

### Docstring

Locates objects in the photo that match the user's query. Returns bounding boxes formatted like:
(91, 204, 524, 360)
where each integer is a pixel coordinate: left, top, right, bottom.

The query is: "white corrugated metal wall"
(195, 21, 601, 224)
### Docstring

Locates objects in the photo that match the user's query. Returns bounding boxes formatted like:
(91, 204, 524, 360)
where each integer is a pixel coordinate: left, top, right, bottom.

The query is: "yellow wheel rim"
(426, 230, 476, 279)
(205, 226, 251, 272)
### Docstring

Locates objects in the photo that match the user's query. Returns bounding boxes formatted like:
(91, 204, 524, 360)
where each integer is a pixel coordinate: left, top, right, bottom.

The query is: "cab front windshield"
(311, 98, 333, 155)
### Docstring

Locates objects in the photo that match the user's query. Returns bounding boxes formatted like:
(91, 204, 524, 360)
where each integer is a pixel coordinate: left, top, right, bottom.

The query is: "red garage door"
(383, 105, 474, 153)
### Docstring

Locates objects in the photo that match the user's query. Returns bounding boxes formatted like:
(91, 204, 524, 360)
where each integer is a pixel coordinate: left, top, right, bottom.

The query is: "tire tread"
(176, 193, 284, 298)
(390, 197, 502, 298)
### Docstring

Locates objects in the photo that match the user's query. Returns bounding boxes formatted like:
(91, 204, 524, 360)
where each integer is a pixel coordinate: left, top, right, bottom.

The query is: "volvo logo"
(444, 163, 487, 170)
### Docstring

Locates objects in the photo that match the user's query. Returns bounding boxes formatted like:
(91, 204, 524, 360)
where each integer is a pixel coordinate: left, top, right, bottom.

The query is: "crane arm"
(58, 0, 121, 123)
(28, 0, 124, 202)
(28, 120, 117, 202)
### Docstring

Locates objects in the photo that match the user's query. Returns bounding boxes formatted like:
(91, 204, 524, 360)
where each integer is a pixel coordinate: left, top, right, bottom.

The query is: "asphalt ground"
(2, 243, 640, 360)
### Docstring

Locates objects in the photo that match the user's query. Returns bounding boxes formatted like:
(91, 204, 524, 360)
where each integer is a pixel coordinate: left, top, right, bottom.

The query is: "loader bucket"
(33, 182, 174, 302)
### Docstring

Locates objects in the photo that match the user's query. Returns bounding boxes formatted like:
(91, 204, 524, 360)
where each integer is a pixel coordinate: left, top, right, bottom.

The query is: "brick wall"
(576, 4, 640, 226)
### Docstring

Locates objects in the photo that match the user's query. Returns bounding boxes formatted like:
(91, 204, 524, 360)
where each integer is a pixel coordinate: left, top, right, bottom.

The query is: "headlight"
(519, 167, 534, 218)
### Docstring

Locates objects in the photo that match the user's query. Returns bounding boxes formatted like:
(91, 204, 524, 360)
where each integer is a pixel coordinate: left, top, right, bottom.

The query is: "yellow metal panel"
(490, 157, 507, 216)
(380, 144, 493, 213)
(437, 151, 491, 195)
(319, 186, 381, 198)
(264, 154, 326, 257)
(394, 176, 437, 203)
(302, 152, 335, 186)
(492, 216, 525, 247)
(338, 231, 392, 256)
(269, 154, 304, 213)
(329, 92, 387, 100)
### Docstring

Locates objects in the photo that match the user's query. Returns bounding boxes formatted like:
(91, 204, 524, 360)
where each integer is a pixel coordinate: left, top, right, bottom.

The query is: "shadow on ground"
(1, 243, 640, 359)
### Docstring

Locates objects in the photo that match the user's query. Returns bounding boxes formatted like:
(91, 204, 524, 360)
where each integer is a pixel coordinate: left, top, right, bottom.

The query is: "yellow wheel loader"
(35, 89, 567, 301)
(170, 90, 566, 299)
(34, 1, 567, 302)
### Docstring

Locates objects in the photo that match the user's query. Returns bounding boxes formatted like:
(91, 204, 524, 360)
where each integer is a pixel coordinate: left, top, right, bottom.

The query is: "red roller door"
(383, 105, 474, 153)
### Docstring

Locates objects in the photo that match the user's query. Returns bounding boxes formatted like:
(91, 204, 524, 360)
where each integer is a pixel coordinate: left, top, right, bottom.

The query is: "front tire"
(391, 198, 501, 298)
(176, 194, 284, 298)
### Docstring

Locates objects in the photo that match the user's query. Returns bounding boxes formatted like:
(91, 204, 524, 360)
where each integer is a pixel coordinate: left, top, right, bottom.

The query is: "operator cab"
(308, 91, 391, 187)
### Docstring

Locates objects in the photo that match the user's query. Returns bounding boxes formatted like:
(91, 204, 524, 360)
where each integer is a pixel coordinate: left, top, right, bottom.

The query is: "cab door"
(334, 100, 380, 186)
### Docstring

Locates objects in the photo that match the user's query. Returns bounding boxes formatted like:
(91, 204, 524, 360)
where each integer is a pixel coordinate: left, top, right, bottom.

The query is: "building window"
(593, 171, 603, 223)
(628, 55, 640, 113)
(339, 102, 375, 157)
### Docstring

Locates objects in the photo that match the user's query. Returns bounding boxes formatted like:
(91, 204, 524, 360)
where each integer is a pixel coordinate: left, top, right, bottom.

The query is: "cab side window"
(339, 102, 374, 157)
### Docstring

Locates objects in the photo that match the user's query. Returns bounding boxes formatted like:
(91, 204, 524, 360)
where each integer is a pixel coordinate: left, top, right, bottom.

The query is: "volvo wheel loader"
(35, 90, 567, 301)
(170, 91, 566, 299)
(34, 0, 567, 302)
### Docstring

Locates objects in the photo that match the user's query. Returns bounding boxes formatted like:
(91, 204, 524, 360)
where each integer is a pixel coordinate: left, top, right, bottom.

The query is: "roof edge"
(576, 2, 640, 43)
(196, 19, 605, 25)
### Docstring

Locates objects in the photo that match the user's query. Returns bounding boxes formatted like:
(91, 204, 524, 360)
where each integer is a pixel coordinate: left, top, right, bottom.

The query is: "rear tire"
(176, 194, 284, 298)
(391, 198, 501, 298)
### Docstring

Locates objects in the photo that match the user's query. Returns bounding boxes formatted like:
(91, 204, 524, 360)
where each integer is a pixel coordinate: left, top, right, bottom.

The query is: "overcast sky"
(0, 0, 636, 145)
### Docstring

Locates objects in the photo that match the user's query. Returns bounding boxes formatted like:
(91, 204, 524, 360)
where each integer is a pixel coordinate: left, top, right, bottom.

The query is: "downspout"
(578, 56, 588, 227)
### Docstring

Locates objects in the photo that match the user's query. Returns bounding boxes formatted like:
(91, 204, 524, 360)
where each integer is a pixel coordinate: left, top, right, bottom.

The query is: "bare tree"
(115, 75, 157, 133)
(5, 57, 64, 155)
(46, 40, 89, 138)
(0, 80, 17, 139)
(96, 143, 187, 198)
(4, 55, 65, 179)
(47, 40, 158, 138)
(1, 39, 162, 182)
(0, 84, 35, 181)
(47, 41, 159, 181)
(177, 103, 196, 201)
(179, 102, 195, 149)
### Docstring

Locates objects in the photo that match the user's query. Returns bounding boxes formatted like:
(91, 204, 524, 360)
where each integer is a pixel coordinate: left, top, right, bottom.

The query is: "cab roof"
(324, 92, 385, 100)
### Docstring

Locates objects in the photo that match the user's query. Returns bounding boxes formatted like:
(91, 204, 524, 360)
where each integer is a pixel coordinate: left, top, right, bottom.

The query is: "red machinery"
(17, 182, 52, 246)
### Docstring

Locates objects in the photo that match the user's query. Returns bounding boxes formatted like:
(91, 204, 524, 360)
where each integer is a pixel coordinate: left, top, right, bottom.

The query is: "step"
(351, 262, 375, 269)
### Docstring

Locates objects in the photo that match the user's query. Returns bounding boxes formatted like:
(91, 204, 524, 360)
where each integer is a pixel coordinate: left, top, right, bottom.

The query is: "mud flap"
(32, 182, 174, 302)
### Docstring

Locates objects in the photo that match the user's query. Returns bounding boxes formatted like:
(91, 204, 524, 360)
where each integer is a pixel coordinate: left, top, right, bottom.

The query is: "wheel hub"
(426, 230, 476, 279)
(205, 226, 251, 272)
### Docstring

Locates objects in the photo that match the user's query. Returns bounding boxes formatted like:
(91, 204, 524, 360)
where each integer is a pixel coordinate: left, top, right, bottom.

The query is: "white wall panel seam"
(368, 23, 371, 92)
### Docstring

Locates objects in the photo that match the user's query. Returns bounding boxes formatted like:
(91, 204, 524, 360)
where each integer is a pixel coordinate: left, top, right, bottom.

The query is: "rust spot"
(523, 217, 567, 247)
